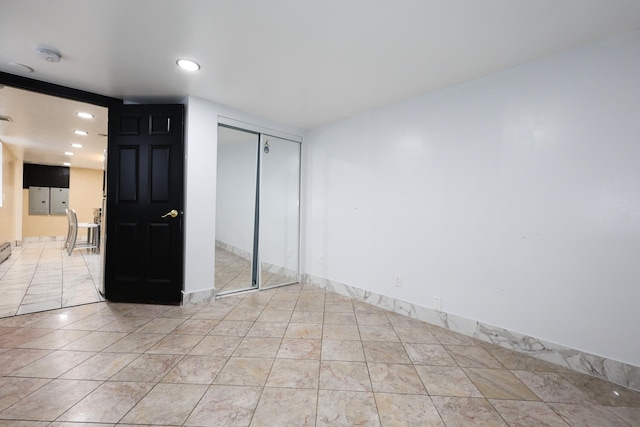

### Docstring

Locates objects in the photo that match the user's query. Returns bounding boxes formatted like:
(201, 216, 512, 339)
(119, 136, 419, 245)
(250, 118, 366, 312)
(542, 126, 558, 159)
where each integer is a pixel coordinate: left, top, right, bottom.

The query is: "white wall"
(215, 127, 258, 256)
(183, 96, 304, 294)
(303, 31, 640, 368)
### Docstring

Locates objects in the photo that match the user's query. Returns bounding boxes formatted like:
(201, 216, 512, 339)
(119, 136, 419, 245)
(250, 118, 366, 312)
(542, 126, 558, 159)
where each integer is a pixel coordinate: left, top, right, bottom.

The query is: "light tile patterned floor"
(0, 241, 103, 318)
(0, 284, 638, 426)
(215, 247, 294, 294)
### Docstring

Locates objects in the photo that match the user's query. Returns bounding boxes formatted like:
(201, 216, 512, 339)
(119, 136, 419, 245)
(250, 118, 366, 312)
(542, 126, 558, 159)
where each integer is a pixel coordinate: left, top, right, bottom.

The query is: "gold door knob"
(161, 209, 179, 218)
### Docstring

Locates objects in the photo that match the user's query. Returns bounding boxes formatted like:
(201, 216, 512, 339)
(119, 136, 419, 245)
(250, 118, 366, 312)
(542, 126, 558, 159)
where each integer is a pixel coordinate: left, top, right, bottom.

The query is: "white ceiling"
(1, 0, 640, 167)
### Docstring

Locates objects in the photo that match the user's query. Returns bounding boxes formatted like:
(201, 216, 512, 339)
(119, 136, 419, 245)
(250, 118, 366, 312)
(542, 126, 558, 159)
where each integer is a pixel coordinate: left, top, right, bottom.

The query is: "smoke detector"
(36, 48, 61, 63)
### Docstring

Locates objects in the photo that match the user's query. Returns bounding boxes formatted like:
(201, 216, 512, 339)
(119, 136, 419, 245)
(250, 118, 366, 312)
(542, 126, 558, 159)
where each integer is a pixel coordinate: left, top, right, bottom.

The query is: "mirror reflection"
(214, 126, 259, 294)
(259, 135, 300, 288)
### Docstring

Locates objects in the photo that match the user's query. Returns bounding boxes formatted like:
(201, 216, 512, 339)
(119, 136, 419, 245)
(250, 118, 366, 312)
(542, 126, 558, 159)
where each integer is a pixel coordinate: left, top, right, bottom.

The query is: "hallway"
(0, 241, 103, 317)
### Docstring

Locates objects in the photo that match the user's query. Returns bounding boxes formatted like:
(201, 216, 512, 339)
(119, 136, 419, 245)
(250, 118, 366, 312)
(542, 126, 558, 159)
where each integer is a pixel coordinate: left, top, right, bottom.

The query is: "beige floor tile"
(368, 363, 427, 394)
(322, 339, 366, 361)
(266, 359, 320, 388)
(59, 331, 127, 352)
(403, 343, 457, 366)
(109, 354, 182, 382)
(233, 337, 281, 358)
(324, 311, 357, 325)
(18, 329, 90, 350)
(58, 381, 154, 423)
(414, 366, 483, 397)
(285, 322, 323, 339)
(173, 318, 219, 334)
(120, 383, 208, 425)
(185, 385, 262, 427)
(290, 310, 324, 323)
(606, 406, 640, 425)
(11, 350, 95, 378)
(277, 338, 322, 359)
(96, 316, 153, 332)
(559, 371, 640, 407)
(464, 368, 540, 400)
(134, 317, 186, 334)
(0, 379, 101, 421)
(145, 333, 203, 355)
(513, 371, 595, 404)
(490, 399, 571, 426)
(209, 320, 254, 336)
(375, 393, 445, 426)
(102, 333, 164, 353)
(0, 377, 50, 411)
(393, 325, 439, 343)
(356, 312, 390, 326)
(363, 341, 411, 364)
(246, 321, 288, 337)
(161, 355, 228, 384)
(249, 388, 317, 427)
(257, 309, 292, 322)
(323, 323, 361, 340)
(548, 402, 631, 427)
(432, 396, 508, 426)
(0, 348, 52, 375)
(445, 345, 504, 368)
(320, 361, 372, 391)
(214, 357, 273, 386)
(60, 352, 138, 380)
(317, 390, 380, 427)
(359, 325, 400, 342)
(189, 335, 242, 356)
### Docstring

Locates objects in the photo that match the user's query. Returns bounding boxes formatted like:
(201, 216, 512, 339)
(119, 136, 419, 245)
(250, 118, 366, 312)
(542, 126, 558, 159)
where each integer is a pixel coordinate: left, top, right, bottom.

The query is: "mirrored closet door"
(215, 125, 300, 295)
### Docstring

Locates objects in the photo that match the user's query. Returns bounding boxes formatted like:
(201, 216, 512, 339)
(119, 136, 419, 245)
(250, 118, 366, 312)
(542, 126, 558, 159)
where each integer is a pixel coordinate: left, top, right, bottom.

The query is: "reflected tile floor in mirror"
(0, 283, 638, 426)
(0, 241, 103, 318)
(215, 246, 291, 294)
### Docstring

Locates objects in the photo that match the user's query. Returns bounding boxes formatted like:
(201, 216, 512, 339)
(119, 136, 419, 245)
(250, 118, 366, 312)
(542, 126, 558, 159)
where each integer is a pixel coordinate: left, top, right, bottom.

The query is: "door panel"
(214, 126, 260, 294)
(105, 104, 184, 304)
(259, 135, 301, 289)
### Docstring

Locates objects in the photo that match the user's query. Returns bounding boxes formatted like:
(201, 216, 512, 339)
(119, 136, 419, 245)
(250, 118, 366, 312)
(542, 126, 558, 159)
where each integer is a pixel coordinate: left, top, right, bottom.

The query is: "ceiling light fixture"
(176, 59, 200, 71)
(64, 152, 74, 156)
(63, 162, 71, 166)
(76, 112, 94, 119)
(74, 130, 88, 136)
(71, 143, 83, 148)
(8, 63, 34, 73)
(36, 48, 61, 63)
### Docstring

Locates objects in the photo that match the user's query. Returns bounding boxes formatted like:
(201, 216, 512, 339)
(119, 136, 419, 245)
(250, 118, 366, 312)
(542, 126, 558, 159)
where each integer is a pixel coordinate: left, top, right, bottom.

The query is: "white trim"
(218, 116, 303, 143)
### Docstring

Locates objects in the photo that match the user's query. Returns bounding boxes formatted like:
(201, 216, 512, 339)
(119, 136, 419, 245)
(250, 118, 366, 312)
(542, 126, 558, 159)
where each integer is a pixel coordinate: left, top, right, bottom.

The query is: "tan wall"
(22, 167, 103, 238)
(0, 143, 20, 243)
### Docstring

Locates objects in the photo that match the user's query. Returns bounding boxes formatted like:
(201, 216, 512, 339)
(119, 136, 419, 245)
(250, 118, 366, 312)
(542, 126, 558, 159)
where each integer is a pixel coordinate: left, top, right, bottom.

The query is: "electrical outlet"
(394, 273, 402, 287)
(434, 296, 442, 311)
(318, 254, 324, 265)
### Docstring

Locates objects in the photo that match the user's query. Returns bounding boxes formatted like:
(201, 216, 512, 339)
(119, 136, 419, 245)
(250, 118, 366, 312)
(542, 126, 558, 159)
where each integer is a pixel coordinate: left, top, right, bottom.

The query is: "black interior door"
(105, 104, 184, 304)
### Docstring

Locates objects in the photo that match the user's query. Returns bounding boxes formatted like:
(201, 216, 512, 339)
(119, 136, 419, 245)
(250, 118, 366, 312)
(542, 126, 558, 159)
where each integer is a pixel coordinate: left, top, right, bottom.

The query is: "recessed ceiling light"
(9, 63, 34, 73)
(64, 152, 74, 156)
(63, 162, 71, 166)
(76, 112, 94, 119)
(176, 59, 200, 71)
(71, 143, 83, 148)
(74, 130, 88, 136)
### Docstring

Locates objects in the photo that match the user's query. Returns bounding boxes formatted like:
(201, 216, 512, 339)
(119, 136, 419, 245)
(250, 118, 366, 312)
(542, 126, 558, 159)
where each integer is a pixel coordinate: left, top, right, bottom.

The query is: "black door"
(105, 104, 184, 304)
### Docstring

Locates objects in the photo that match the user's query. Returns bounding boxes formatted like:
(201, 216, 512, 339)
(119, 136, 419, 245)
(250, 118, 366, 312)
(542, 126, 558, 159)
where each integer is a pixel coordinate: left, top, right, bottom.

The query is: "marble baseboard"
(182, 288, 216, 307)
(23, 236, 66, 243)
(302, 273, 640, 392)
(261, 261, 298, 281)
(216, 240, 251, 261)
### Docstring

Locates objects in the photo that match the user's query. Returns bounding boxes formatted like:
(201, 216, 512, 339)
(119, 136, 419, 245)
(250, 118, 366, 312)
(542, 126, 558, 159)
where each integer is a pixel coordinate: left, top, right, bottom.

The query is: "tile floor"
(215, 247, 293, 294)
(0, 241, 103, 318)
(0, 283, 638, 426)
